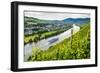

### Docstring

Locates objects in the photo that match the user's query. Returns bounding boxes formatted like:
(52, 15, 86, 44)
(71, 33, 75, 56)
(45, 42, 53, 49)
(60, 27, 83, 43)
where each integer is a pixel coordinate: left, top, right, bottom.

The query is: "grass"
(24, 29, 68, 44)
(27, 24, 90, 61)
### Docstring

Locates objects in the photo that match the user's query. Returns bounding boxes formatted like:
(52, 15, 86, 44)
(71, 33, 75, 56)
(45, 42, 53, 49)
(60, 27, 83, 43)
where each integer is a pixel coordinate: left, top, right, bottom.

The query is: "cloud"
(24, 11, 90, 20)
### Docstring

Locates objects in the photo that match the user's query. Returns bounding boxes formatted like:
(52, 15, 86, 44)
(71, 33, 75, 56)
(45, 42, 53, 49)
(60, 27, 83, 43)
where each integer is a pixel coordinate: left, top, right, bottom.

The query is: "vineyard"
(27, 24, 90, 61)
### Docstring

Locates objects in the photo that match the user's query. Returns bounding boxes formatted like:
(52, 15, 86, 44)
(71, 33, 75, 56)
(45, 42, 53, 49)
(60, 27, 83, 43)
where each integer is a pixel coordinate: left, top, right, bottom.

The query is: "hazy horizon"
(24, 11, 90, 20)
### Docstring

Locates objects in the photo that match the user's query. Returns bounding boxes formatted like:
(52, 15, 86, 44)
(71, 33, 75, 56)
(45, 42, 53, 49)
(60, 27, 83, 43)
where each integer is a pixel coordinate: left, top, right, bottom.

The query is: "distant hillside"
(25, 16, 90, 26)
(62, 18, 90, 25)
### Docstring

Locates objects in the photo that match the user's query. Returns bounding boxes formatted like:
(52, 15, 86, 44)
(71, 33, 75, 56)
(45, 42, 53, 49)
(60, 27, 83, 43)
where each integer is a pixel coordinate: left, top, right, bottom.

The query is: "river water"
(24, 24, 80, 61)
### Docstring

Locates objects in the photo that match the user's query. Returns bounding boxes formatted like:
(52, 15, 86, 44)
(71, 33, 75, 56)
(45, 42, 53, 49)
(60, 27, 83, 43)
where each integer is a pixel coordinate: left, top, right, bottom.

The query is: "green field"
(27, 24, 90, 61)
(24, 28, 69, 44)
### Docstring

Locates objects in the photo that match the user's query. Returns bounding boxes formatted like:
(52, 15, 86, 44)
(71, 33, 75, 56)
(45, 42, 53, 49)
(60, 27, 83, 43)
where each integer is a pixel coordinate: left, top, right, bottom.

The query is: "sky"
(24, 11, 90, 20)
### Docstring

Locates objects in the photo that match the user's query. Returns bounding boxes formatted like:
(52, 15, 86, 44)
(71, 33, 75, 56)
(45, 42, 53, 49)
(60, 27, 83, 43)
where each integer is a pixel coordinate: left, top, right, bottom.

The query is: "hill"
(27, 24, 90, 61)
(24, 16, 90, 27)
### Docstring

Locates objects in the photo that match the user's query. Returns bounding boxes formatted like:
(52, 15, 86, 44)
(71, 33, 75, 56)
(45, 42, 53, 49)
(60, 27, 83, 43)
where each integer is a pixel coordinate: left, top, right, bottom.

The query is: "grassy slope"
(27, 24, 90, 61)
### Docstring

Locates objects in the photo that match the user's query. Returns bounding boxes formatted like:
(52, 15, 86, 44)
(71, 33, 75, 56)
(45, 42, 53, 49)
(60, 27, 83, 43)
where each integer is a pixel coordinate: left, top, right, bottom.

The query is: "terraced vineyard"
(27, 24, 90, 61)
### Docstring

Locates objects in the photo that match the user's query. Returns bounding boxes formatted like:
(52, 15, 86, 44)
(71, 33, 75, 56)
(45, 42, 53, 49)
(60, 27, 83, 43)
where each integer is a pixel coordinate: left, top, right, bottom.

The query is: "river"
(24, 24, 80, 61)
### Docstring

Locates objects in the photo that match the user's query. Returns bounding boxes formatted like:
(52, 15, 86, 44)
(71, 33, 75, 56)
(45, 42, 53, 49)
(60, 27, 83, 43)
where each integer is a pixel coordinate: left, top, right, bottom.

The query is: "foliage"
(24, 28, 69, 44)
(27, 24, 90, 61)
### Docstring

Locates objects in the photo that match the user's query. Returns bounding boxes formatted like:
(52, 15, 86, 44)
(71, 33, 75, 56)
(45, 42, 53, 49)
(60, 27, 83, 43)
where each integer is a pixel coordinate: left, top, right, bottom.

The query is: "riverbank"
(27, 24, 90, 61)
(24, 24, 80, 61)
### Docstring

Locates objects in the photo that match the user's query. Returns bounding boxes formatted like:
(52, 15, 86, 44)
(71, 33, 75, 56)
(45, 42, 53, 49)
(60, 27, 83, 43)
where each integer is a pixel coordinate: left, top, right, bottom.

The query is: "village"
(24, 22, 72, 35)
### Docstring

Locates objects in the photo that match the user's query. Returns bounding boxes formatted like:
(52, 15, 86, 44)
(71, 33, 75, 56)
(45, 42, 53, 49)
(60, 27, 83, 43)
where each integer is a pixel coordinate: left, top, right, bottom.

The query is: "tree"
(34, 36, 38, 42)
